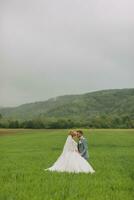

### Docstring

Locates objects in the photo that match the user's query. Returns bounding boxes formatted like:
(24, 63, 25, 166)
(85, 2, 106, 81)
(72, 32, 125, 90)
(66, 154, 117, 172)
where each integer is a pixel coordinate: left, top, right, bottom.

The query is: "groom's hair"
(77, 130, 83, 135)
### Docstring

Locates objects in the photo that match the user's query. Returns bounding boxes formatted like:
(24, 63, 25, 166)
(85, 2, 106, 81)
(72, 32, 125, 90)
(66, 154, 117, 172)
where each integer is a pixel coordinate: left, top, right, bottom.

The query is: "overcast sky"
(0, 0, 134, 107)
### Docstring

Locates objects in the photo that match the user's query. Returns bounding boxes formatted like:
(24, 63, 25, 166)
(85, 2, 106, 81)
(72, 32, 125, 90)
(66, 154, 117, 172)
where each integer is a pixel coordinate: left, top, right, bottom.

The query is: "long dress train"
(45, 135, 95, 173)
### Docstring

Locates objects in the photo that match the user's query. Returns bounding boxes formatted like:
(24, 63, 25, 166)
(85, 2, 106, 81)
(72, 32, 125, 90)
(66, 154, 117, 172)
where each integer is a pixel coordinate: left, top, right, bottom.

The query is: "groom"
(77, 130, 89, 160)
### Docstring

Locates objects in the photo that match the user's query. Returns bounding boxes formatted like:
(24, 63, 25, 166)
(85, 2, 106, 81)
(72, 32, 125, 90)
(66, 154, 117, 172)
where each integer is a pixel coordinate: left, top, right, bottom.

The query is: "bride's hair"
(69, 130, 76, 137)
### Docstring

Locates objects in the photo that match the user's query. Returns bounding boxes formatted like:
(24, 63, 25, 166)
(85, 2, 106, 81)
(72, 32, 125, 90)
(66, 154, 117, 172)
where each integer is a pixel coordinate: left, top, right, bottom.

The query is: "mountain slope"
(0, 88, 134, 120)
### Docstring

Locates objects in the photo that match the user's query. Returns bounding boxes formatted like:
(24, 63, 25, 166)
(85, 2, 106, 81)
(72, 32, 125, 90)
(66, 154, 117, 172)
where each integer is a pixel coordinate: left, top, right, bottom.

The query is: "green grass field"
(0, 129, 134, 200)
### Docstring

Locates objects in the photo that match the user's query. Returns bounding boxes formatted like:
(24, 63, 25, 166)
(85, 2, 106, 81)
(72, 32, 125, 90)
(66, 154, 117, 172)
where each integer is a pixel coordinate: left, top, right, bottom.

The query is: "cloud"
(0, 0, 134, 106)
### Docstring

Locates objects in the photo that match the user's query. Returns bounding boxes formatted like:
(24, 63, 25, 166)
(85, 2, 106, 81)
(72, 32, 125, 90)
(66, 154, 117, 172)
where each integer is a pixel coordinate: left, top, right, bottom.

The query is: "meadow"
(0, 129, 134, 200)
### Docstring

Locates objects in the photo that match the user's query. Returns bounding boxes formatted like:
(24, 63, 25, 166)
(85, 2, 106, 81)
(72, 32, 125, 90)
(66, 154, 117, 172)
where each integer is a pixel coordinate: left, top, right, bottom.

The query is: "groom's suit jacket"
(78, 136, 89, 160)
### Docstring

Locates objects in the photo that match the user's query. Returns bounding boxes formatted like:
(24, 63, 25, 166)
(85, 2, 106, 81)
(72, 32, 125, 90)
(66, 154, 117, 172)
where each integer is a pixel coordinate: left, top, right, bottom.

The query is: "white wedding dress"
(45, 135, 95, 173)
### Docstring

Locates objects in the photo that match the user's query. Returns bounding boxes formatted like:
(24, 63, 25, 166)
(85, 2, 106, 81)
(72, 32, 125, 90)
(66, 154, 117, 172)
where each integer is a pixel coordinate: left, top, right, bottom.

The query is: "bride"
(45, 131, 95, 173)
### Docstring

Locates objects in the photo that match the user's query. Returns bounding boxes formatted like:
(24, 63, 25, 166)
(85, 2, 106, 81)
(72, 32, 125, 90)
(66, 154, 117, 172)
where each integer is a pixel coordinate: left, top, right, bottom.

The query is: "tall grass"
(0, 129, 134, 200)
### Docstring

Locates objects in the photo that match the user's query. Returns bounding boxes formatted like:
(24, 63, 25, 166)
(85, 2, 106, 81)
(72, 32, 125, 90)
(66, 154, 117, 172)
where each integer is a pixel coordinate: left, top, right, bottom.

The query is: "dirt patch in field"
(0, 129, 26, 136)
(0, 129, 50, 136)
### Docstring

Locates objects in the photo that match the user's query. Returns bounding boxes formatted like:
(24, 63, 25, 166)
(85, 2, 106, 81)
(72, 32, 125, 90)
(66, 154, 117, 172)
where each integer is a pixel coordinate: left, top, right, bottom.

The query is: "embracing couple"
(45, 130, 95, 173)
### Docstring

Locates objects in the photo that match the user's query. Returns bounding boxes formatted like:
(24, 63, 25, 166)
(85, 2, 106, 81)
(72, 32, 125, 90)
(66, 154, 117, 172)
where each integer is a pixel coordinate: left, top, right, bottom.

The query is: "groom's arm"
(81, 139, 88, 156)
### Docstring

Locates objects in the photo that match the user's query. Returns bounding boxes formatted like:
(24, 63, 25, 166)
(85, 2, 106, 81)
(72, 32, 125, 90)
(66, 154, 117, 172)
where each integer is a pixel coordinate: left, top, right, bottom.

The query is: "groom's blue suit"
(78, 136, 89, 160)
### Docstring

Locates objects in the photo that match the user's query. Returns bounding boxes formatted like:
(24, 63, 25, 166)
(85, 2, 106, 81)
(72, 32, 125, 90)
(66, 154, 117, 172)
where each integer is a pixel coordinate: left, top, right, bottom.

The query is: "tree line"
(0, 113, 134, 128)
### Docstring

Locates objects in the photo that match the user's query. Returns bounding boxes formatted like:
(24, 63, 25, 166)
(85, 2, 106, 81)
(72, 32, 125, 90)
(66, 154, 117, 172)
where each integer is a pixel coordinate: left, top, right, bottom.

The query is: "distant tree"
(48, 119, 75, 129)
(0, 113, 2, 120)
(32, 119, 44, 129)
(22, 120, 34, 128)
(129, 119, 134, 128)
(8, 120, 19, 128)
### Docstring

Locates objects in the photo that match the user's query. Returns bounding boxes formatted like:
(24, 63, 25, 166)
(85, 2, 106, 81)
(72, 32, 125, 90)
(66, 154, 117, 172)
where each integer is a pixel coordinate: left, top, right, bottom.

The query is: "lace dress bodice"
(63, 135, 78, 153)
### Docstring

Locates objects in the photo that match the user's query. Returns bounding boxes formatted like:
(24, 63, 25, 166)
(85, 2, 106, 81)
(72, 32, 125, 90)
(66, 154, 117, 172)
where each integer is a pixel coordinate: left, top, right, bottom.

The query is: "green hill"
(0, 88, 134, 121)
